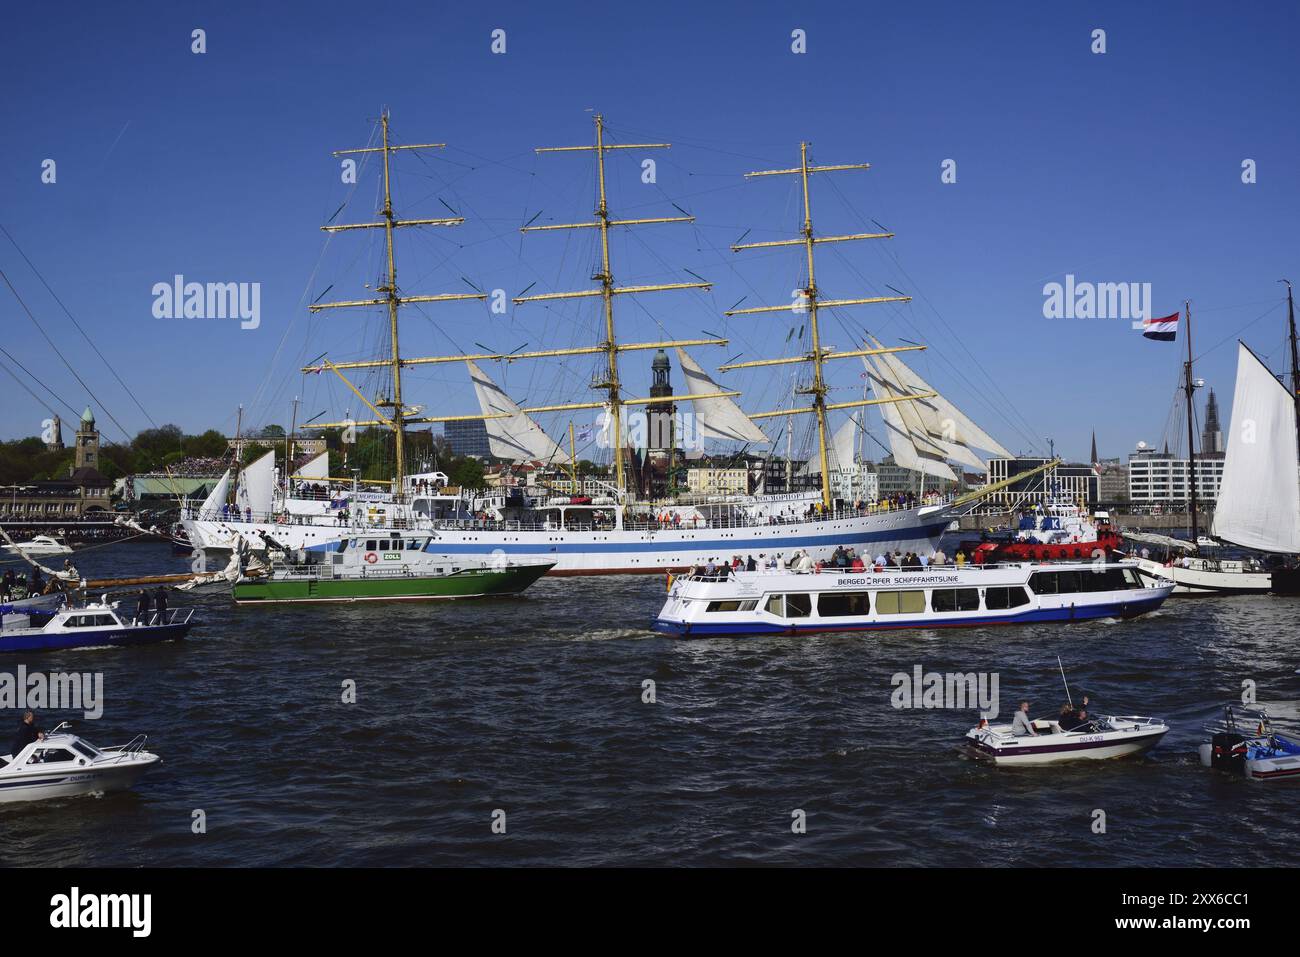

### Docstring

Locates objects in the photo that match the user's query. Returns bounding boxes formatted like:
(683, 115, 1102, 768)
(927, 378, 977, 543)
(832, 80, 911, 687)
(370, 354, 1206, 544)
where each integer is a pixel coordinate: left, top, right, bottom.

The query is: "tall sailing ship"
(182, 114, 1030, 575)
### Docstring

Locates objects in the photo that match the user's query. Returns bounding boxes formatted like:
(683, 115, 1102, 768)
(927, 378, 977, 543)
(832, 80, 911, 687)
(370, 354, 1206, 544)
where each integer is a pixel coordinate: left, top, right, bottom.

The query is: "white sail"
(466, 360, 564, 462)
(806, 413, 861, 474)
(295, 450, 329, 481)
(1210, 343, 1300, 553)
(199, 469, 231, 516)
(675, 349, 769, 444)
(235, 451, 276, 518)
(873, 381, 958, 482)
(870, 339, 1013, 469)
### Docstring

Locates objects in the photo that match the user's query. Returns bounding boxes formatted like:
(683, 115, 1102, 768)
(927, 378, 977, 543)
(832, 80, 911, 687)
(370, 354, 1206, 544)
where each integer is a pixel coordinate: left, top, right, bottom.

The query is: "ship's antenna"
(1057, 655, 1074, 709)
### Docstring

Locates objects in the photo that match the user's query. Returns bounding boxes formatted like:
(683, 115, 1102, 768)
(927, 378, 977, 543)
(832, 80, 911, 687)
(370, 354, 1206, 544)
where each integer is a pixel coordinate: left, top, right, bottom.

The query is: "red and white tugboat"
(965, 502, 1122, 564)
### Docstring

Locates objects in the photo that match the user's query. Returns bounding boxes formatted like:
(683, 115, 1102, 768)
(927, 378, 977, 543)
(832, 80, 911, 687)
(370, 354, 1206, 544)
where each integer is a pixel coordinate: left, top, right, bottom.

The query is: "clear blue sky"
(3, 0, 1298, 464)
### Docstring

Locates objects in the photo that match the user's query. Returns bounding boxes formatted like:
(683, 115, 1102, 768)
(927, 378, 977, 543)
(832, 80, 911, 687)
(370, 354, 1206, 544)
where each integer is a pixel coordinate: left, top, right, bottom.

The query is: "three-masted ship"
(182, 114, 1026, 575)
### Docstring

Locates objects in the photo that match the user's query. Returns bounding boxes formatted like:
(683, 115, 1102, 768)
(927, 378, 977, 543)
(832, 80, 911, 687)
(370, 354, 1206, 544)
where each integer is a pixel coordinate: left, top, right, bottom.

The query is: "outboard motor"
(1207, 731, 1248, 774)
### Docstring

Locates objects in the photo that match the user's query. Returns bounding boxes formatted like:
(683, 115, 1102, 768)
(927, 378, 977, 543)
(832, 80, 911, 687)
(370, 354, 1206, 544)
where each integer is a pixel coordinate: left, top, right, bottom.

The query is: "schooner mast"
(719, 142, 937, 510)
(305, 111, 487, 500)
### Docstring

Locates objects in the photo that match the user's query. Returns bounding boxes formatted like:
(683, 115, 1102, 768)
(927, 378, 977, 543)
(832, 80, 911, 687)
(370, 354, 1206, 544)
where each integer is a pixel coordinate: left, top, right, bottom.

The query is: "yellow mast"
(308, 111, 485, 499)
(512, 114, 715, 497)
(728, 143, 923, 509)
(304, 116, 746, 501)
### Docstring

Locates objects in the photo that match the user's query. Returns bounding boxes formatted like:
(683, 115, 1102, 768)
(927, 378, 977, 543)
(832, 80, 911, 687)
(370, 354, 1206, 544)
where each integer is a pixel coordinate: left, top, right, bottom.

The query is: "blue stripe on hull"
(0, 623, 193, 654)
(652, 596, 1166, 637)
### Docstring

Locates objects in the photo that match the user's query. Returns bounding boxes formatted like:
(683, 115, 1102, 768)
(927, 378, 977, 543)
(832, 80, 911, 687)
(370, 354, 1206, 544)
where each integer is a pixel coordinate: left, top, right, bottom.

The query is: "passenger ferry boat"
(232, 535, 553, 604)
(652, 561, 1173, 636)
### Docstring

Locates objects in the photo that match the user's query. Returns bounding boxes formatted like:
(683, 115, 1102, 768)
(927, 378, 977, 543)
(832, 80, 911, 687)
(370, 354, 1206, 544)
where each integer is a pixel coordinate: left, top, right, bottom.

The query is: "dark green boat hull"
(232, 564, 551, 604)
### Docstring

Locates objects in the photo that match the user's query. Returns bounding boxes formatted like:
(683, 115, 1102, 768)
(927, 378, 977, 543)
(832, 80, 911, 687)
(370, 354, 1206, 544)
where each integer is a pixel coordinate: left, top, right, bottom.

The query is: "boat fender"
(364, 552, 378, 564)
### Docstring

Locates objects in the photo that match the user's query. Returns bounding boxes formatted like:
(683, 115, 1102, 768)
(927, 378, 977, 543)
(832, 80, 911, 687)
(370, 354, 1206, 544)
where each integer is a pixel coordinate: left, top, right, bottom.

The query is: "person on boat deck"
(29, 566, 43, 593)
(154, 586, 168, 618)
(1058, 703, 1079, 729)
(1011, 701, 1038, 737)
(0, 569, 13, 601)
(873, 552, 887, 567)
(9, 710, 44, 756)
(704, 558, 717, 576)
(745, 555, 757, 572)
(134, 588, 151, 625)
(955, 550, 967, 566)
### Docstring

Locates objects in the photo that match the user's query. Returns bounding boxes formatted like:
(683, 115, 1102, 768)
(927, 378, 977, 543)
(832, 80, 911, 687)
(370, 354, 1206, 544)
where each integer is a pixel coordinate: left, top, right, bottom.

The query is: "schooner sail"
(1211, 342, 1300, 553)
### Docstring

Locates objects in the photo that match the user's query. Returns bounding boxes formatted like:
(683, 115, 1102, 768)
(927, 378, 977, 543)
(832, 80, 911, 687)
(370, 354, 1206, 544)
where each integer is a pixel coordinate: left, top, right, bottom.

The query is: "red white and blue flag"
(1142, 312, 1179, 341)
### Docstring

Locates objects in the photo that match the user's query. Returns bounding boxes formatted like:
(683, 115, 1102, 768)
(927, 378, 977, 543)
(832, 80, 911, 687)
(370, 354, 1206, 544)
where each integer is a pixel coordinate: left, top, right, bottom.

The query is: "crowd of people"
(687, 545, 974, 578)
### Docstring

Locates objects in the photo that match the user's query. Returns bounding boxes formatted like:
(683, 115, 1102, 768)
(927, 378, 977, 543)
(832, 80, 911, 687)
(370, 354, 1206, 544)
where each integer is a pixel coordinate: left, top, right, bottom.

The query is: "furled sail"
(465, 360, 564, 462)
(675, 349, 769, 444)
(295, 451, 329, 481)
(235, 451, 276, 518)
(1210, 342, 1300, 553)
(199, 469, 231, 516)
(871, 375, 959, 482)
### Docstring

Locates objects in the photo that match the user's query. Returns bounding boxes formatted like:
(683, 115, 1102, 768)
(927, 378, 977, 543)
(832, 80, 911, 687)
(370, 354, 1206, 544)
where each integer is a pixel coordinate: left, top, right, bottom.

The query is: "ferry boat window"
(765, 594, 783, 616)
(366, 540, 377, 551)
(785, 593, 813, 618)
(818, 592, 871, 616)
(1082, 568, 1129, 591)
(1028, 572, 1058, 595)
(930, 588, 980, 612)
(985, 587, 1030, 610)
(876, 590, 926, 615)
(1054, 571, 1083, 594)
(706, 599, 759, 612)
(1123, 568, 1144, 587)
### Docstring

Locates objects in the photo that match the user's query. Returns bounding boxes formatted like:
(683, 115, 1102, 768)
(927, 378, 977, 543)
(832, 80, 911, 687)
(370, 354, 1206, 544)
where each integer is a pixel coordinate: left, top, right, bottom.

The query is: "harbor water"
(1, 540, 1297, 867)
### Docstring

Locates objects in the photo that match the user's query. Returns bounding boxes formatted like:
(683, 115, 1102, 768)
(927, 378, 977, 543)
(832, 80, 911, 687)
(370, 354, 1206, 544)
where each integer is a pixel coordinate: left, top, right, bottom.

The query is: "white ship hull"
(1132, 557, 1272, 595)
(183, 505, 956, 576)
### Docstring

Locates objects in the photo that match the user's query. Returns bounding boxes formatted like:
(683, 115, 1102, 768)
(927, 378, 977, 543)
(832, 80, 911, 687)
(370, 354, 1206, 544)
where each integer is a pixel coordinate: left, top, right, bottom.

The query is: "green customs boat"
(232, 534, 553, 604)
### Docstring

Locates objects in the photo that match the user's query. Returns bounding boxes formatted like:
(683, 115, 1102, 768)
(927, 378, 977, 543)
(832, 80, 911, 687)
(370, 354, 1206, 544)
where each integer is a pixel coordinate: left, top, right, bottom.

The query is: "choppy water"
(1, 540, 1297, 867)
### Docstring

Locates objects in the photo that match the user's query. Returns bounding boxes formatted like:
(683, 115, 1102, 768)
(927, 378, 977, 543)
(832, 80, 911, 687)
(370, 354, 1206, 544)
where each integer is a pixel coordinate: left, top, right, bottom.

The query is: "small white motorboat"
(1199, 706, 1300, 782)
(0, 723, 160, 803)
(966, 713, 1169, 765)
(2, 534, 73, 557)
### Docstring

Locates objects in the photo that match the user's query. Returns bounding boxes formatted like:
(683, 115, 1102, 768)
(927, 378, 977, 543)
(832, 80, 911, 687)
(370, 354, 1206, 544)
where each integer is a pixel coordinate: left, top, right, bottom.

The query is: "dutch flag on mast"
(1142, 311, 1179, 341)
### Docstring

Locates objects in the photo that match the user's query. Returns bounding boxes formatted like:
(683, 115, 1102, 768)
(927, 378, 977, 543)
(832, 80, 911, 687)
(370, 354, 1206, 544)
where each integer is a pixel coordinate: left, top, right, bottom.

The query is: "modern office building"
(1127, 444, 1224, 504)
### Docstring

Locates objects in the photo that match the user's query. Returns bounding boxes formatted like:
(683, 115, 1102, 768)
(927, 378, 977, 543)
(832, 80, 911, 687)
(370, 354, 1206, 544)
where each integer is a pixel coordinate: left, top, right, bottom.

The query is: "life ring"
(364, 552, 378, 564)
